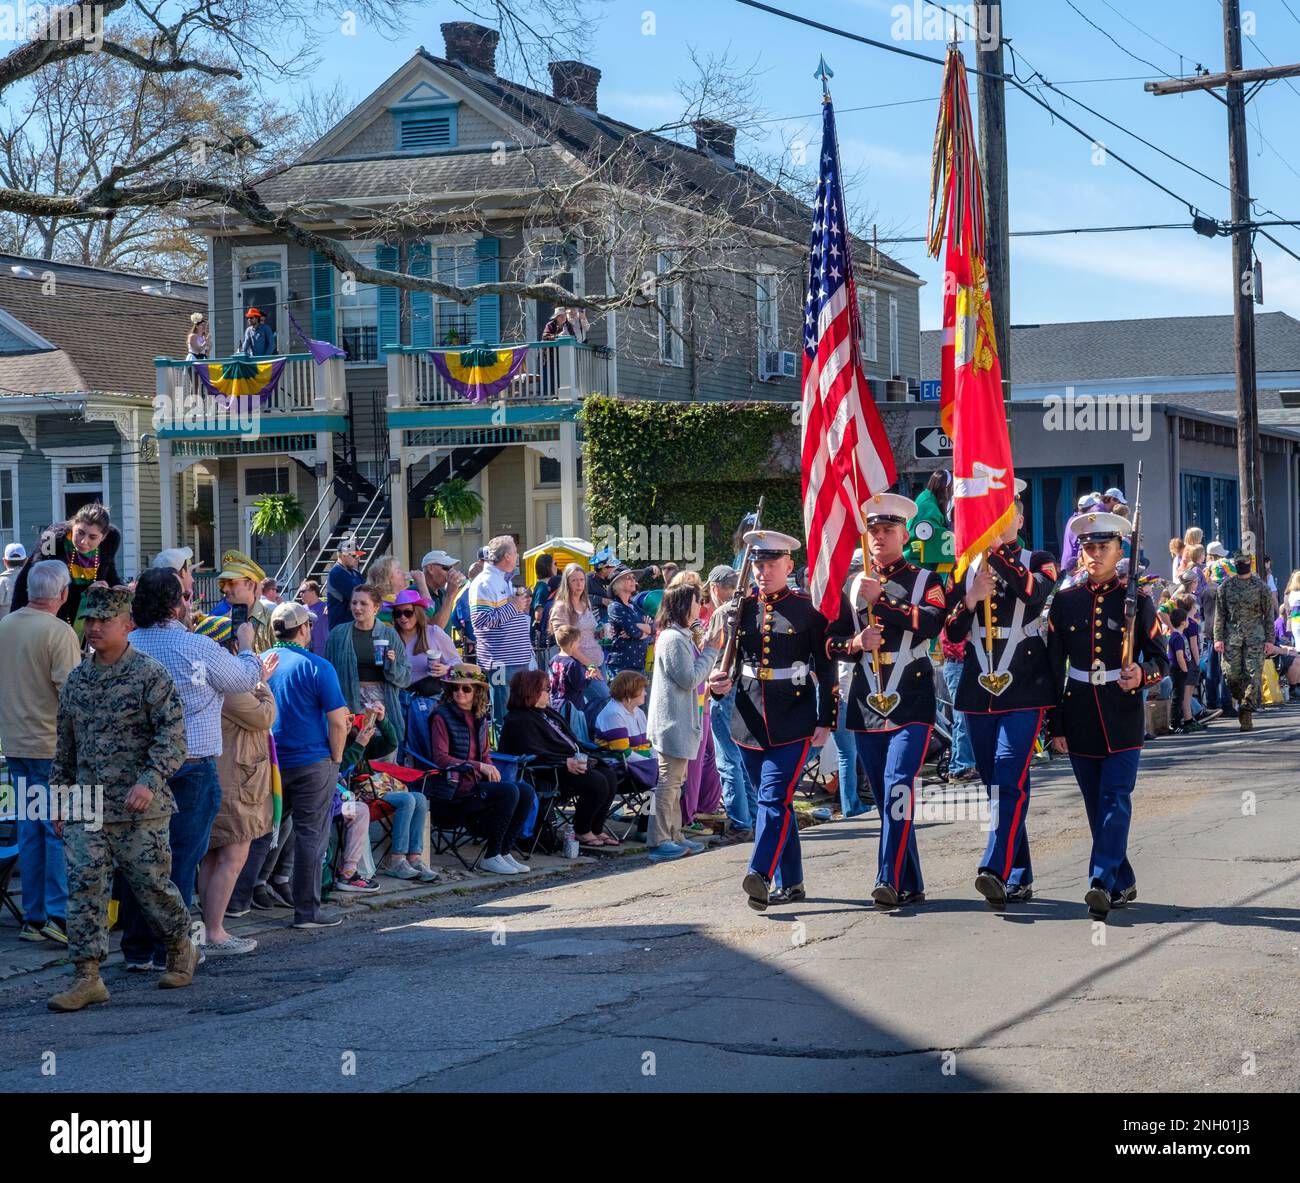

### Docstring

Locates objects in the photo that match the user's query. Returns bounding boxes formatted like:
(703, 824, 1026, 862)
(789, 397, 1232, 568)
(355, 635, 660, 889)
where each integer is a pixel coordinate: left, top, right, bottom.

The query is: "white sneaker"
(480, 854, 522, 875)
(504, 854, 529, 873)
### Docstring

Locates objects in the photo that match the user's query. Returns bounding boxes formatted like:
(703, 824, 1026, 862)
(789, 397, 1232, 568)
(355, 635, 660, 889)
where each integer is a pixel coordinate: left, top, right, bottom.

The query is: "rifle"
(1121, 461, 1143, 667)
(716, 496, 764, 679)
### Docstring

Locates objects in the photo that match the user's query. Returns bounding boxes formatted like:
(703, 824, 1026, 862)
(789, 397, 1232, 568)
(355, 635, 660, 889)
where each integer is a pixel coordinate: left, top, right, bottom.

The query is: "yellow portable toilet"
(522, 537, 594, 587)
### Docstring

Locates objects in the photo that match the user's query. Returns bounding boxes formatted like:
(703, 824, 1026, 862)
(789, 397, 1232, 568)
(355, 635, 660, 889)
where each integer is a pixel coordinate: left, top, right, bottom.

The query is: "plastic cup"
(373, 638, 388, 664)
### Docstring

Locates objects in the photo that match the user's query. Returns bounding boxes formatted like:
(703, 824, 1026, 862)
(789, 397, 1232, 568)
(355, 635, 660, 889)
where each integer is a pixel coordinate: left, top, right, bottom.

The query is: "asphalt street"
(2, 708, 1298, 1093)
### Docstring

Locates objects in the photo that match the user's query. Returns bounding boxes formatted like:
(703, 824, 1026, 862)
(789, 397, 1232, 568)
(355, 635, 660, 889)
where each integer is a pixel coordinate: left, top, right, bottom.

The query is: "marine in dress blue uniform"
(1046, 511, 1168, 920)
(708, 531, 835, 912)
(944, 486, 1058, 909)
(826, 494, 946, 910)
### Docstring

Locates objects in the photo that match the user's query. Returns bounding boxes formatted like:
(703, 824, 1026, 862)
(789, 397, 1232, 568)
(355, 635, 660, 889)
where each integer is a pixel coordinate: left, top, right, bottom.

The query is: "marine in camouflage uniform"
(48, 586, 196, 1011)
(1212, 552, 1274, 729)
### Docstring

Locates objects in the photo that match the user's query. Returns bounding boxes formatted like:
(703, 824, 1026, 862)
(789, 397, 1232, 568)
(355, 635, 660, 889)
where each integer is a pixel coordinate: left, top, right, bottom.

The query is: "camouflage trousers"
(64, 817, 191, 964)
(1222, 638, 1265, 709)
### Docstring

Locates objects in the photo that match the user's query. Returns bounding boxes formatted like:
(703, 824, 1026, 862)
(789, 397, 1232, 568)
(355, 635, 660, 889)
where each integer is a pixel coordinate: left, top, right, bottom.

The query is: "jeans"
(10, 757, 66, 926)
(833, 699, 866, 815)
(711, 686, 756, 829)
(941, 660, 975, 776)
(384, 790, 428, 855)
(119, 758, 221, 964)
(487, 661, 534, 727)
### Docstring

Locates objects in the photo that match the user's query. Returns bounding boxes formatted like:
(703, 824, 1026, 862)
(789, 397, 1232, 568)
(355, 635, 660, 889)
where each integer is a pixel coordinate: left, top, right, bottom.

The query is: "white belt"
(861, 641, 931, 668)
(742, 663, 799, 681)
(1068, 666, 1122, 684)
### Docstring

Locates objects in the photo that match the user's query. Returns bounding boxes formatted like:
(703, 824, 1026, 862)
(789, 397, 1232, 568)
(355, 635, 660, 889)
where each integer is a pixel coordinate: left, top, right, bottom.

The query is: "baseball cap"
(270, 600, 312, 632)
(420, 549, 460, 569)
(151, 546, 194, 572)
(82, 585, 132, 619)
(1104, 487, 1127, 505)
(707, 564, 739, 585)
(4, 542, 26, 561)
(1206, 541, 1227, 557)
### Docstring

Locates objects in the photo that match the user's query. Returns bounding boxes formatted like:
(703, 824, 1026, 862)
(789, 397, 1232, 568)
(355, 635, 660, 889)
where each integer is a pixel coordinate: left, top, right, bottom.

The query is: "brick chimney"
(441, 22, 499, 73)
(693, 119, 736, 160)
(548, 60, 601, 109)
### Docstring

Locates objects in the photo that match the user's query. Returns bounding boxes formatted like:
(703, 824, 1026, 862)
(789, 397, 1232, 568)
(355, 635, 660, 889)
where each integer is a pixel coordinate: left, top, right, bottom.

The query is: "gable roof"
(921, 311, 1300, 384)
(0, 259, 204, 397)
(211, 50, 918, 282)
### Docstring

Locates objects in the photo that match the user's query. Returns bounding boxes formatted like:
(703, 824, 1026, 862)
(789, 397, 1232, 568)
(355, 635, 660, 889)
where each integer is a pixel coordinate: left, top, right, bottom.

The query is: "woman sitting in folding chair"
(344, 703, 440, 883)
(497, 669, 620, 850)
(427, 664, 535, 876)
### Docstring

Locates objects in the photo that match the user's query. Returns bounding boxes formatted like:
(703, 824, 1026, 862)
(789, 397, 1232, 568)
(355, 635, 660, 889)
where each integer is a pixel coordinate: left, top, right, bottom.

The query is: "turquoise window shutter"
(310, 252, 335, 343)
(475, 236, 501, 343)
(409, 241, 432, 349)
(376, 244, 399, 352)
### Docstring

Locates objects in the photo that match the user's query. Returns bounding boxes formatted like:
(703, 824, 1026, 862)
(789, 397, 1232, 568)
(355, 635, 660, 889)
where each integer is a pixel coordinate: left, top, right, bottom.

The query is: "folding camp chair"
(0, 817, 22, 925)
(560, 701, 649, 841)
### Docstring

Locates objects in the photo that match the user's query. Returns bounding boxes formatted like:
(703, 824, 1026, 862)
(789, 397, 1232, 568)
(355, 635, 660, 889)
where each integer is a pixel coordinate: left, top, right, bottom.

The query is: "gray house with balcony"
(158, 20, 923, 581)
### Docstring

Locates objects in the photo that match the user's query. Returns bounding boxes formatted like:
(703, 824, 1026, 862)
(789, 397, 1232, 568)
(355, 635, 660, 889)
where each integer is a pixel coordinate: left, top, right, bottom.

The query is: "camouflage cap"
(82, 585, 133, 619)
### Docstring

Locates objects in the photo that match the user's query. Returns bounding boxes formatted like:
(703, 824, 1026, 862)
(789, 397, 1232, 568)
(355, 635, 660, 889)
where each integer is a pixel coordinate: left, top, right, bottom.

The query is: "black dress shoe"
(769, 883, 807, 905)
(871, 883, 899, 909)
(975, 871, 1007, 911)
(251, 884, 278, 910)
(897, 890, 926, 906)
(1110, 884, 1137, 907)
(1006, 884, 1034, 903)
(742, 871, 770, 912)
(1084, 885, 1111, 920)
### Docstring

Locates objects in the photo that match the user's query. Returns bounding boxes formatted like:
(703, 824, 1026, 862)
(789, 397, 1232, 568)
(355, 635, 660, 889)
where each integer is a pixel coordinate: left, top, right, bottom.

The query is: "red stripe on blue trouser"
(968, 707, 1043, 888)
(741, 739, 810, 890)
(854, 724, 929, 894)
(1068, 749, 1139, 895)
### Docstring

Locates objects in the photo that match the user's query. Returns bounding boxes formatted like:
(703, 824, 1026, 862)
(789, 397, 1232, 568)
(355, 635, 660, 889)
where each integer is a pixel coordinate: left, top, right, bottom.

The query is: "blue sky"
(310, 0, 1300, 330)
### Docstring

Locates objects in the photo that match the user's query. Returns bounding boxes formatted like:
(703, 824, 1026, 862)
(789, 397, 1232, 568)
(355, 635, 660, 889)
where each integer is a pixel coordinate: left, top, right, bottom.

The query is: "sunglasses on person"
(392, 607, 418, 619)
(449, 685, 475, 695)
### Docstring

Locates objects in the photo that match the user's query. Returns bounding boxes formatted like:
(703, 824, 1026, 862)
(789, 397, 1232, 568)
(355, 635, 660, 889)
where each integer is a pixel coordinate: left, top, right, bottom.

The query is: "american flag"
(801, 96, 897, 620)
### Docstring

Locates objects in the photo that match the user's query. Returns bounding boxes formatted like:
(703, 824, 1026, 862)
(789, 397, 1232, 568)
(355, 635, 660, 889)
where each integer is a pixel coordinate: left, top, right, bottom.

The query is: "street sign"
(920, 379, 941, 402)
(913, 425, 952, 460)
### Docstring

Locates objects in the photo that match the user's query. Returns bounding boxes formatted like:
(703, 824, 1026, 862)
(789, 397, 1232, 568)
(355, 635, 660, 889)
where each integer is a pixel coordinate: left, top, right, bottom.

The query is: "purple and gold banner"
(193, 358, 287, 406)
(429, 346, 527, 403)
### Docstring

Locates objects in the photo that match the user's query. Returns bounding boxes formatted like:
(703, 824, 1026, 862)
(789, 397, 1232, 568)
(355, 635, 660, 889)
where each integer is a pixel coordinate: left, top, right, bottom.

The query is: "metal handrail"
(353, 483, 390, 572)
(154, 351, 316, 368)
(274, 483, 340, 591)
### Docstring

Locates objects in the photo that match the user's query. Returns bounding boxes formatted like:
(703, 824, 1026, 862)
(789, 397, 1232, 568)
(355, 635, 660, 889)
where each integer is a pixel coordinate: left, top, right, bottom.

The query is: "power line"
(736, 0, 1213, 218)
(1063, 0, 1176, 78)
(1097, 0, 1203, 71)
(1283, 0, 1300, 28)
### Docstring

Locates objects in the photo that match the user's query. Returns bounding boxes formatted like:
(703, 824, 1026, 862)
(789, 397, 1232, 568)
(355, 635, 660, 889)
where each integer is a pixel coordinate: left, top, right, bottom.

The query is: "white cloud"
(839, 136, 931, 180)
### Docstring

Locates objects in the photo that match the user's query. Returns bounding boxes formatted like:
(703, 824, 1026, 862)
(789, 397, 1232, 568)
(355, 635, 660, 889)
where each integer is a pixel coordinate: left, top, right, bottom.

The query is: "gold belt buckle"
(757, 667, 774, 681)
(877, 652, 894, 665)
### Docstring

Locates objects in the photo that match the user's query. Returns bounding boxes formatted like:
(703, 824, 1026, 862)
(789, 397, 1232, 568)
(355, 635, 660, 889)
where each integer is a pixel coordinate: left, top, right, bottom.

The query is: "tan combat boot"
(1239, 708, 1253, 732)
(48, 961, 110, 1012)
(158, 938, 198, 989)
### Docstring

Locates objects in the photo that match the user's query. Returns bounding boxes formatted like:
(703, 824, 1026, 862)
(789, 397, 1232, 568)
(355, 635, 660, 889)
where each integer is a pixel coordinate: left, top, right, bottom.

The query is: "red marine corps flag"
(802, 59, 897, 619)
(927, 46, 1015, 581)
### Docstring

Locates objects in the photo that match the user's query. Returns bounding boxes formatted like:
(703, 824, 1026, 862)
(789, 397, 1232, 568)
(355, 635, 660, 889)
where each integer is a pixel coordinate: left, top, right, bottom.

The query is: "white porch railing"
(385, 340, 611, 409)
(154, 352, 347, 416)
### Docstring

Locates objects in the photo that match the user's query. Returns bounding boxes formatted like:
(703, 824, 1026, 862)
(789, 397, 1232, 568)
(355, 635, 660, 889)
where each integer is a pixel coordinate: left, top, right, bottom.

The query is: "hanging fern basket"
(424, 478, 484, 528)
(250, 493, 308, 537)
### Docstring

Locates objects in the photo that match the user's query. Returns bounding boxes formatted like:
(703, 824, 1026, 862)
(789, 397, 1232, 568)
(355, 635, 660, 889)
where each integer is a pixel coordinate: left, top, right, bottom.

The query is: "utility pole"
(1146, 2, 1300, 555)
(975, 0, 1011, 387)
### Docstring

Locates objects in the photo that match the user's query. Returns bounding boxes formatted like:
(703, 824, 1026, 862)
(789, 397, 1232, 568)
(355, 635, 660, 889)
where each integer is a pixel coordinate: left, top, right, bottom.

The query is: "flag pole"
(819, 54, 883, 684)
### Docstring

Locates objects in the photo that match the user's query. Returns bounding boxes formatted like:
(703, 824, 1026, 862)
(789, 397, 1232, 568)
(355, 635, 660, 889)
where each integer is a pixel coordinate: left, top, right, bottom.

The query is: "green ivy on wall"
(580, 397, 804, 571)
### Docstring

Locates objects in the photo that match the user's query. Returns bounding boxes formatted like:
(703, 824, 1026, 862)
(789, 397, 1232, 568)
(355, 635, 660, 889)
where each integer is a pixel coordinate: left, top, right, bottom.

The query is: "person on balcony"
(240, 308, 275, 356)
(541, 305, 589, 343)
(326, 540, 366, 632)
(186, 312, 209, 361)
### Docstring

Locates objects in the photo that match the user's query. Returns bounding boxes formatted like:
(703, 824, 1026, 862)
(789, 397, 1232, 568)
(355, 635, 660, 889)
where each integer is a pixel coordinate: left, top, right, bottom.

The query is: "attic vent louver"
(400, 114, 453, 150)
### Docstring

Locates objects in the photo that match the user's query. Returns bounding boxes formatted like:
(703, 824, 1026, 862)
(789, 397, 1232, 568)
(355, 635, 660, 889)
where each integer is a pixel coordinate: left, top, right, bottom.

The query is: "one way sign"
(913, 426, 953, 460)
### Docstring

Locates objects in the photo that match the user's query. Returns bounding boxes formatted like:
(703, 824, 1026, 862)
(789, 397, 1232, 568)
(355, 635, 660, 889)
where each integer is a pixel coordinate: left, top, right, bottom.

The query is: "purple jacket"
(307, 600, 328, 656)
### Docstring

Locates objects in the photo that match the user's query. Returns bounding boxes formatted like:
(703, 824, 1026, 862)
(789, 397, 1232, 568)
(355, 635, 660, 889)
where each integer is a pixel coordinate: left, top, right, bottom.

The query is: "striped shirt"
(129, 620, 262, 757)
(469, 564, 534, 668)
